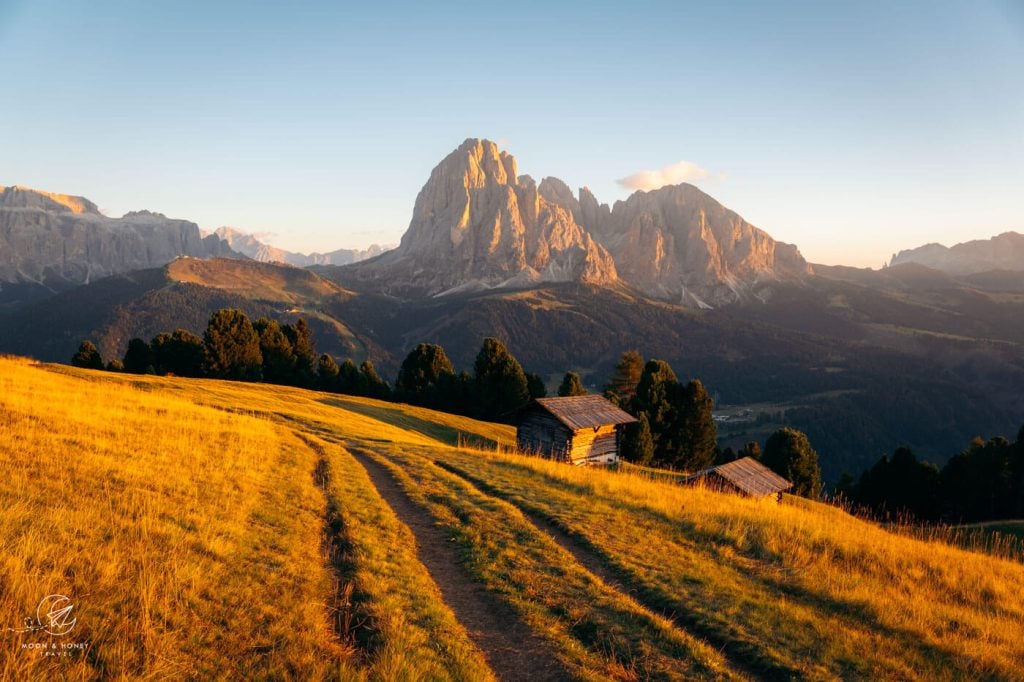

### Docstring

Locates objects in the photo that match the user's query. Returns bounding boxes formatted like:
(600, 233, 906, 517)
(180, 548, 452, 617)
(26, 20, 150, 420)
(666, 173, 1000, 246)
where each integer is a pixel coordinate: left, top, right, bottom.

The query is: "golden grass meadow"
(1, 355, 1023, 680)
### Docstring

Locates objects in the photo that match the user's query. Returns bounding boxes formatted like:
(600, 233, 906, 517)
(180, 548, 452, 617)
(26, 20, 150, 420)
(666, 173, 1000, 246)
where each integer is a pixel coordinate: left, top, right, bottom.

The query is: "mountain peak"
(347, 139, 618, 295)
(344, 139, 810, 305)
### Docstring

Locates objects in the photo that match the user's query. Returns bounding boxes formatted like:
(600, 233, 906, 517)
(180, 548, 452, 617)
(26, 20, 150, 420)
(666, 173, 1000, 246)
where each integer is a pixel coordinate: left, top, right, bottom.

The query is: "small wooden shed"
(683, 457, 792, 500)
(516, 395, 638, 466)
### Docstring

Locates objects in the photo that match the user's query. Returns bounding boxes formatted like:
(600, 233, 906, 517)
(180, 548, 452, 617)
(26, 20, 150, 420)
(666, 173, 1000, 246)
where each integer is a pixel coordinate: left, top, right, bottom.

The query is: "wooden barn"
(683, 457, 793, 500)
(516, 395, 638, 466)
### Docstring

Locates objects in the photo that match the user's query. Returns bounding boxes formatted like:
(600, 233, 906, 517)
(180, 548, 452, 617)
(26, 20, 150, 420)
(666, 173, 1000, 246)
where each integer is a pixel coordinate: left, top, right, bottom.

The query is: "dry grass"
(6, 356, 1023, 679)
(433, 447, 1024, 680)
(0, 357, 347, 679)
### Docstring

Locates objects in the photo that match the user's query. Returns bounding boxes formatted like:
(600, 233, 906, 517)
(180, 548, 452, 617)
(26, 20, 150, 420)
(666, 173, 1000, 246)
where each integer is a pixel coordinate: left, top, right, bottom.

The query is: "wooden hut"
(683, 457, 792, 500)
(516, 395, 638, 466)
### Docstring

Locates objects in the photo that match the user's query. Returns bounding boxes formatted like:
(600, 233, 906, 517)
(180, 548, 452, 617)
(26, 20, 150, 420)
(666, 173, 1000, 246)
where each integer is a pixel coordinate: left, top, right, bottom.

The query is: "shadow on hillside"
(317, 397, 500, 449)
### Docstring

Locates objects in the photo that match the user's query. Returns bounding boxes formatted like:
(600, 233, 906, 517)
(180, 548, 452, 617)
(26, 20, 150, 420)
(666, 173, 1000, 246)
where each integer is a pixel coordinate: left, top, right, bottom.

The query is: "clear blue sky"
(2, 1, 1021, 266)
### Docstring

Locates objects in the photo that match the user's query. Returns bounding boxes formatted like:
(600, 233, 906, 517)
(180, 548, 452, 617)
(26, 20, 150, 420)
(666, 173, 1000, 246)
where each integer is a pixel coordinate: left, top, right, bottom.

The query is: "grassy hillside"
(2, 357, 1023, 679)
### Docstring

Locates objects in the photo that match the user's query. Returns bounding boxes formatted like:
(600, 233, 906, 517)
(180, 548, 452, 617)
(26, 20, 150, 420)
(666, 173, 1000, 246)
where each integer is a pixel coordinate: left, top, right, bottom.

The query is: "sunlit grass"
(6, 356, 1023, 680)
(431, 446, 1024, 680)
(0, 357, 347, 679)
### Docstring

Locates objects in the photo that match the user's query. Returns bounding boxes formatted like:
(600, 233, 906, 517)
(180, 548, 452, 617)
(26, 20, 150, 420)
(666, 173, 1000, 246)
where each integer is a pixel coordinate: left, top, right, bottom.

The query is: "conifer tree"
(557, 371, 587, 397)
(763, 428, 822, 499)
(71, 340, 104, 370)
(605, 350, 644, 405)
(525, 372, 547, 400)
(621, 413, 654, 465)
(122, 337, 153, 374)
(359, 360, 390, 399)
(283, 318, 317, 384)
(254, 317, 296, 385)
(395, 343, 456, 406)
(317, 353, 340, 390)
(473, 337, 529, 422)
(203, 309, 262, 381)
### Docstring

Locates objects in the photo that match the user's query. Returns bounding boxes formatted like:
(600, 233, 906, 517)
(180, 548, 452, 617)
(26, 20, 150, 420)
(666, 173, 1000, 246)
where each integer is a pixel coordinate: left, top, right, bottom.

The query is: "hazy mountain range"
(211, 226, 393, 268)
(0, 140, 1021, 480)
(890, 231, 1024, 275)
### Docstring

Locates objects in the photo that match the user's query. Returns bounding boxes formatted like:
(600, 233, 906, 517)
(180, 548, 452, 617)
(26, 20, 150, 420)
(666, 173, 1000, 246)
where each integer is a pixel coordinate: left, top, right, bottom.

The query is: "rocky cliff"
(890, 232, 1024, 275)
(586, 183, 810, 306)
(344, 139, 809, 305)
(0, 185, 237, 291)
(346, 139, 619, 295)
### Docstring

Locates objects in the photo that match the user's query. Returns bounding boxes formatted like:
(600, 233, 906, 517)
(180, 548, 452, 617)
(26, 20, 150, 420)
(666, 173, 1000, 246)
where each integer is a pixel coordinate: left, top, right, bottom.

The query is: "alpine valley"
(2, 139, 1023, 480)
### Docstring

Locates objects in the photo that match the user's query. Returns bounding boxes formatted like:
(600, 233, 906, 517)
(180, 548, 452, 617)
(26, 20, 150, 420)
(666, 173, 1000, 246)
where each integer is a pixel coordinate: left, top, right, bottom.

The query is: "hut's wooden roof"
(532, 395, 638, 430)
(689, 457, 793, 497)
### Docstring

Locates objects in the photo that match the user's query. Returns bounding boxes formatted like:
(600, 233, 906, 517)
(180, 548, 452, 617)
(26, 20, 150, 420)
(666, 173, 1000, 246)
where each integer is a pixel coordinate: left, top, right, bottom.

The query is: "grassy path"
(347, 447, 567, 682)
(433, 459, 760, 681)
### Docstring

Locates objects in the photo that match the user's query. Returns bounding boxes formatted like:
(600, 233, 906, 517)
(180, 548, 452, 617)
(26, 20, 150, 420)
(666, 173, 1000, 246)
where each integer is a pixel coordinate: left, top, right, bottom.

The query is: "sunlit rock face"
(0, 185, 235, 289)
(584, 183, 811, 306)
(349, 139, 619, 296)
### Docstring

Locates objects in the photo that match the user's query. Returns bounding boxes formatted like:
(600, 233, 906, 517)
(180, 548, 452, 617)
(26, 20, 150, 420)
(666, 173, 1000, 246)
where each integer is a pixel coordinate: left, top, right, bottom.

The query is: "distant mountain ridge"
(0, 185, 236, 298)
(889, 231, 1024, 275)
(338, 138, 810, 306)
(213, 226, 393, 267)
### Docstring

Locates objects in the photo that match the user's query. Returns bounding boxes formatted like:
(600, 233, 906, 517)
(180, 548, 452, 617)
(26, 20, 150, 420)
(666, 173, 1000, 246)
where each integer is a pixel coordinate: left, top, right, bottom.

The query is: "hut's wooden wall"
(568, 424, 619, 465)
(516, 410, 573, 461)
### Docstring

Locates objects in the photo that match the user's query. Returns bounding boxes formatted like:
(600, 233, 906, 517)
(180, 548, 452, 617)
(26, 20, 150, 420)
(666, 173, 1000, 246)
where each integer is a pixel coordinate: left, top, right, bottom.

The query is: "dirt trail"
(347, 447, 568, 682)
(435, 460, 760, 681)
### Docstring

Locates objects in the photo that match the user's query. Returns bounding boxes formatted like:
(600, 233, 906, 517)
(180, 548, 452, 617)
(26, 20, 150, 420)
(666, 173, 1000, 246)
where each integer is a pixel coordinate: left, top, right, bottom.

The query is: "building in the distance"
(682, 457, 792, 501)
(516, 395, 638, 466)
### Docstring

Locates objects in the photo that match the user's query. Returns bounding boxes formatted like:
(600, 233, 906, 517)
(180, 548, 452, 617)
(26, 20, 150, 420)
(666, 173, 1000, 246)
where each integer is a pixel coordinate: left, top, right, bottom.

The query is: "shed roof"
(531, 395, 638, 430)
(688, 457, 793, 497)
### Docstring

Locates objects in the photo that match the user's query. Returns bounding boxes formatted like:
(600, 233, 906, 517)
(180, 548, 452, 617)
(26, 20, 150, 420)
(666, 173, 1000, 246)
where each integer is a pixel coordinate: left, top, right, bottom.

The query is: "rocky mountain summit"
(343, 139, 810, 305)
(213, 226, 391, 267)
(0, 185, 236, 291)
(345, 139, 619, 296)
(890, 232, 1024, 275)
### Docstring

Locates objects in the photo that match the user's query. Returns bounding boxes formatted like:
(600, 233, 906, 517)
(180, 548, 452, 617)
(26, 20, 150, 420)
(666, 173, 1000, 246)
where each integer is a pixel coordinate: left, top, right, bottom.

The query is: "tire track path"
(347, 447, 568, 682)
(434, 459, 760, 681)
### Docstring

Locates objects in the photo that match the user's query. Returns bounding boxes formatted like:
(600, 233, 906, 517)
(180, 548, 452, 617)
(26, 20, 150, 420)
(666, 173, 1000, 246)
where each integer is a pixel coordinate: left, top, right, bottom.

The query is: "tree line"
(70, 309, 546, 422)
(838, 429, 1024, 523)
(71, 314, 823, 497)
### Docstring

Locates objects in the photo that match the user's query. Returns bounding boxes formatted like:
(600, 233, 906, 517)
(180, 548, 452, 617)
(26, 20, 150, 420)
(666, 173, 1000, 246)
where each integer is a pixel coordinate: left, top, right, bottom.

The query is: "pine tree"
(525, 372, 547, 400)
(254, 317, 297, 385)
(762, 428, 822, 499)
(630, 359, 677, 464)
(317, 353, 340, 390)
(337, 359, 361, 394)
(739, 441, 762, 460)
(605, 350, 644, 405)
(283, 318, 317, 385)
(621, 413, 654, 465)
(473, 337, 530, 422)
(122, 338, 153, 374)
(71, 340, 104, 370)
(666, 379, 717, 471)
(203, 309, 263, 381)
(395, 343, 456, 406)
(557, 371, 587, 397)
(359, 360, 390, 399)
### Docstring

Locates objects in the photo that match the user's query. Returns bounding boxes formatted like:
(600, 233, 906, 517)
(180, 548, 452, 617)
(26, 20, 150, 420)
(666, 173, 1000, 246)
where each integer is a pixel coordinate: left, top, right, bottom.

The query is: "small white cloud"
(616, 160, 717, 191)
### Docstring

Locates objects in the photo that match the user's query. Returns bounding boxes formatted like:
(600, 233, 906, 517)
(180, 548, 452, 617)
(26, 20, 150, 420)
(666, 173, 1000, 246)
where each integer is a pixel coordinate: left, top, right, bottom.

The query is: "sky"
(1, 1, 1021, 267)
